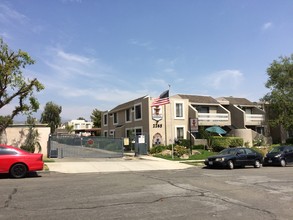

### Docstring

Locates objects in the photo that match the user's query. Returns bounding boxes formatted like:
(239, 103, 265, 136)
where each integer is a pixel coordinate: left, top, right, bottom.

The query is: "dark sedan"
(263, 146, 293, 167)
(204, 147, 263, 169)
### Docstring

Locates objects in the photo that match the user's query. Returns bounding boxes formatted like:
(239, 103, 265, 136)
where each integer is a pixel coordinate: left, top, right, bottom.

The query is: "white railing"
(245, 114, 265, 123)
(198, 113, 229, 122)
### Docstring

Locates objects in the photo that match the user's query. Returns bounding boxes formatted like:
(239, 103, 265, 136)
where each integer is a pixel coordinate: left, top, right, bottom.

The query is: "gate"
(134, 132, 149, 156)
(48, 135, 123, 158)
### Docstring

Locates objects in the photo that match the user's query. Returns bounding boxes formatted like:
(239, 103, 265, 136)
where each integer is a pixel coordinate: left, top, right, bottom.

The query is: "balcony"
(198, 113, 230, 126)
(245, 114, 265, 125)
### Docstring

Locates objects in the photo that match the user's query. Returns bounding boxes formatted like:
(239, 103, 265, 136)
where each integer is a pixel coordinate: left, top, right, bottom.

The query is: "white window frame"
(174, 102, 184, 119)
(125, 108, 132, 123)
(103, 131, 108, 137)
(175, 125, 185, 139)
(134, 103, 142, 121)
(113, 112, 118, 125)
(103, 113, 108, 126)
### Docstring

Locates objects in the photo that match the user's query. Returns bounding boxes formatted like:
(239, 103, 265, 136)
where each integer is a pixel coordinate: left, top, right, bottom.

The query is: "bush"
(150, 145, 167, 154)
(173, 145, 189, 157)
(229, 137, 244, 147)
(210, 136, 244, 152)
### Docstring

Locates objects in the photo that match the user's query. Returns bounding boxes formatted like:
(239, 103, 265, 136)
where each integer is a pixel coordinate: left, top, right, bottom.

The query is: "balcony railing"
(245, 114, 265, 125)
(198, 113, 229, 122)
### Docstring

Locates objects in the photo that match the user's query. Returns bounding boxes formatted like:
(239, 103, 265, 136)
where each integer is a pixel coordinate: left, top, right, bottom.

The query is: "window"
(197, 106, 209, 113)
(113, 112, 118, 124)
(103, 131, 108, 137)
(126, 108, 131, 122)
(103, 114, 108, 126)
(176, 127, 184, 139)
(0, 147, 18, 155)
(135, 128, 142, 135)
(134, 104, 142, 120)
(175, 103, 183, 118)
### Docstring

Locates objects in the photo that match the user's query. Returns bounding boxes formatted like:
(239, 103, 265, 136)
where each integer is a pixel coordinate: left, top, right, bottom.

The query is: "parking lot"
(1, 164, 292, 220)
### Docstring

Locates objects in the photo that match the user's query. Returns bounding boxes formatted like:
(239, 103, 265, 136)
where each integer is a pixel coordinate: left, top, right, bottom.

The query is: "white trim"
(125, 108, 132, 123)
(113, 112, 118, 125)
(174, 102, 185, 119)
(103, 113, 108, 126)
(134, 103, 142, 121)
(175, 125, 186, 139)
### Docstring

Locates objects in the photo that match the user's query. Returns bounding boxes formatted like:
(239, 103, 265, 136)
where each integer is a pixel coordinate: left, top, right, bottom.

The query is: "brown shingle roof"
(221, 97, 254, 106)
(177, 94, 220, 104)
(110, 95, 148, 112)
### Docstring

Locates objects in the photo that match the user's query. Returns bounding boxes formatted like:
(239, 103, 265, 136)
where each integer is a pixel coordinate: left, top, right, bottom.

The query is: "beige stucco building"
(101, 94, 269, 150)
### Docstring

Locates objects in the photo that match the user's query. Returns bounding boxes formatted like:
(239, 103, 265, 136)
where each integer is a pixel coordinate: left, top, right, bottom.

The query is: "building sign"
(190, 118, 198, 132)
(152, 106, 163, 122)
(138, 135, 145, 144)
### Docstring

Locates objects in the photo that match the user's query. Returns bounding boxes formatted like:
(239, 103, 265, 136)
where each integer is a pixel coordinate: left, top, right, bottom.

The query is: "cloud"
(206, 69, 244, 89)
(262, 22, 273, 31)
(0, 3, 29, 25)
(129, 39, 155, 50)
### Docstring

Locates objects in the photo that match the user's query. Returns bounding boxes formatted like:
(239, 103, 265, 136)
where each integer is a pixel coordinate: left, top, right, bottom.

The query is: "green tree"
(90, 108, 102, 127)
(0, 38, 44, 143)
(21, 116, 41, 153)
(262, 54, 293, 130)
(40, 101, 62, 134)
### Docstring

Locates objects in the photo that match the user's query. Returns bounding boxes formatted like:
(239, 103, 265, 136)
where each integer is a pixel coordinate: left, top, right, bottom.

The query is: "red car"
(0, 144, 44, 178)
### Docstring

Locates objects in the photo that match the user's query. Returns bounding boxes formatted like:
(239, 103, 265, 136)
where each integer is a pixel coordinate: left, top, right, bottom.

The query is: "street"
(0, 166, 292, 220)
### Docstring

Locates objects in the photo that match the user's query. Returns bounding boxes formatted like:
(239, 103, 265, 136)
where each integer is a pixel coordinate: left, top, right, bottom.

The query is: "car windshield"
(269, 147, 285, 153)
(218, 148, 238, 155)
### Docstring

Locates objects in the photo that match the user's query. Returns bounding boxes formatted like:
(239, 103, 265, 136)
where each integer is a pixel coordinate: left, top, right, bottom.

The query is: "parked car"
(263, 146, 293, 167)
(0, 144, 44, 178)
(204, 147, 263, 169)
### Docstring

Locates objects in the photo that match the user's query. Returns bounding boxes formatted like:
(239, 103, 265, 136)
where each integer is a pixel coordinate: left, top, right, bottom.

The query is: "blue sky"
(1, 0, 293, 122)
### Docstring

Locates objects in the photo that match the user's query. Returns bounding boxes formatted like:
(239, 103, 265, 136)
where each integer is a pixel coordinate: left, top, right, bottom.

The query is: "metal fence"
(48, 135, 123, 158)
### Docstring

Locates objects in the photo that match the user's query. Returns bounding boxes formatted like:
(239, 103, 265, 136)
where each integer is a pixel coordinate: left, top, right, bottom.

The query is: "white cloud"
(262, 22, 273, 30)
(206, 70, 244, 89)
(0, 3, 29, 25)
(129, 39, 155, 50)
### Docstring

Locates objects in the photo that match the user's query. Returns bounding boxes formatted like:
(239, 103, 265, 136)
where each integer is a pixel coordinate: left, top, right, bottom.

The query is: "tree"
(40, 101, 62, 134)
(262, 54, 293, 130)
(77, 117, 86, 121)
(0, 38, 44, 143)
(20, 115, 41, 153)
(90, 108, 102, 127)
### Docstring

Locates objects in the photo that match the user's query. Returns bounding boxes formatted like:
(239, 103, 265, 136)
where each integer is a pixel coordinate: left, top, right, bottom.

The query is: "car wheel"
(10, 163, 27, 178)
(228, 160, 234, 169)
(280, 159, 286, 167)
(254, 160, 261, 168)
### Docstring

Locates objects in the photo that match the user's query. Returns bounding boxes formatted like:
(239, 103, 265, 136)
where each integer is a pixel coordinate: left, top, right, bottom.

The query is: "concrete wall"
(5, 126, 50, 157)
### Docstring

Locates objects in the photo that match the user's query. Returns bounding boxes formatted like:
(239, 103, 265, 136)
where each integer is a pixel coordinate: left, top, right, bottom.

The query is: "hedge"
(210, 136, 244, 152)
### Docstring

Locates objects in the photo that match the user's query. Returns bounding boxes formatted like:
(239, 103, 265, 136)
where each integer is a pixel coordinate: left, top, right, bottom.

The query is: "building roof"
(220, 97, 254, 106)
(177, 94, 220, 105)
(110, 95, 149, 112)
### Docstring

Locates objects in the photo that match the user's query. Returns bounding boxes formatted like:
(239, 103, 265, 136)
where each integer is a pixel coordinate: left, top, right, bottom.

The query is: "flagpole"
(168, 85, 174, 159)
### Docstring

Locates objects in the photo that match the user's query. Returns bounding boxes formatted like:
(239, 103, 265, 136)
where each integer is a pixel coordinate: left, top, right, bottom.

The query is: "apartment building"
(101, 94, 269, 149)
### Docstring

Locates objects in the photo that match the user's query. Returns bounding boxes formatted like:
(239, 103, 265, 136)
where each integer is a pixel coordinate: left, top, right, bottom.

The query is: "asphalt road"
(1, 166, 292, 220)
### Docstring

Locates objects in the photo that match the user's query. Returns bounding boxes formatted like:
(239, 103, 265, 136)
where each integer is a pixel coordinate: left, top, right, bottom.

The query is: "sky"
(1, 0, 293, 122)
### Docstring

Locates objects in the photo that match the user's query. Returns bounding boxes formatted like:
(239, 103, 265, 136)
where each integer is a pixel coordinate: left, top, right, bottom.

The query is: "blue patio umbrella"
(205, 126, 227, 135)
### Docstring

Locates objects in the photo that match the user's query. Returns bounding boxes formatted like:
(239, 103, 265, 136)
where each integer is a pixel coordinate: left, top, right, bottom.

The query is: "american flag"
(151, 90, 170, 106)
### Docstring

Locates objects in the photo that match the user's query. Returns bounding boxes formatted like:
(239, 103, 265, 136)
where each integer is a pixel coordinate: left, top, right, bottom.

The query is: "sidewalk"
(45, 155, 196, 174)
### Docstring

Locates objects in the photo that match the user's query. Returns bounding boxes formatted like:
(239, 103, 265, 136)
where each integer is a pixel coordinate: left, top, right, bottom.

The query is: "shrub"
(173, 145, 189, 157)
(210, 136, 244, 152)
(150, 145, 167, 154)
(229, 137, 244, 147)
